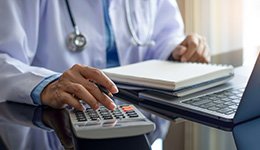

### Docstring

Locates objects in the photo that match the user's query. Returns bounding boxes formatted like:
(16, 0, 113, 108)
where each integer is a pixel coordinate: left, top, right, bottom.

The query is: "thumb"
(172, 45, 187, 61)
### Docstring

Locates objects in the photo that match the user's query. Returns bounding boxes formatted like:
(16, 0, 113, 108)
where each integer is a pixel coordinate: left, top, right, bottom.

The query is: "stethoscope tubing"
(125, 0, 155, 47)
(65, 0, 155, 52)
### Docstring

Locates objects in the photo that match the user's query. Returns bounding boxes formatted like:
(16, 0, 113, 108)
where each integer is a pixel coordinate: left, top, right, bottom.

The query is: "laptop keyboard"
(182, 88, 245, 115)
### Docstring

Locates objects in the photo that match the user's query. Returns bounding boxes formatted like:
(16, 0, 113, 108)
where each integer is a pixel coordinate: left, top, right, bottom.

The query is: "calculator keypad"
(72, 105, 141, 125)
(69, 104, 155, 139)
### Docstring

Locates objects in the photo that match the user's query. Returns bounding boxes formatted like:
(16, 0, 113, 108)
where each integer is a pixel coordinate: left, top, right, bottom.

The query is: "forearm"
(0, 53, 59, 105)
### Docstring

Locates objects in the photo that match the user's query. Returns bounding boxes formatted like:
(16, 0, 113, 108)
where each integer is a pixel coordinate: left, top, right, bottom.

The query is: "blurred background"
(177, 0, 260, 66)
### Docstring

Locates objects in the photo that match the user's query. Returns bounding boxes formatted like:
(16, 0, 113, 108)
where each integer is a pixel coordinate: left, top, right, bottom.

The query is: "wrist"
(40, 80, 57, 105)
(31, 74, 61, 105)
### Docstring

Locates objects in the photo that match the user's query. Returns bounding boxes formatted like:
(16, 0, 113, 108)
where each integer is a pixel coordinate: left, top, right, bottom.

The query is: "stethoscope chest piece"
(65, 0, 87, 52)
(66, 30, 87, 52)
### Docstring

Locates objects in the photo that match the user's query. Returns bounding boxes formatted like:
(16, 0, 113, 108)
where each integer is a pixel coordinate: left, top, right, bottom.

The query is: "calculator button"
(102, 116, 113, 119)
(113, 112, 123, 115)
(114, 114, 124, 117)
(122, 109, 133, 112)
(128, 114, 139, 118)
(122, 106, 134, 110)
(78, 118, 87, 122)
(103, 116, 113, 120)
(115, 116, 125, 119)
(126, 111, 136, 114)
(100, 112, 110, 115)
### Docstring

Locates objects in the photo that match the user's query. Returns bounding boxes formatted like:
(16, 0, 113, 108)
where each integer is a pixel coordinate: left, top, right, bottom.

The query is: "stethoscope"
(65, 0, 155, 52)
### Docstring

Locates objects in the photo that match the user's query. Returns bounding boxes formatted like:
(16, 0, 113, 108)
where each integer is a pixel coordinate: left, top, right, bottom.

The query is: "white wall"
(243, 0, 260, 66)
(180, 0, 243, 55)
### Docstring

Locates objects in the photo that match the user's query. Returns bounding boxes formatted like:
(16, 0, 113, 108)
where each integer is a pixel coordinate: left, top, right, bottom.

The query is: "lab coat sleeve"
(145, 0, 185, 60)
(0, 0, 58, 105)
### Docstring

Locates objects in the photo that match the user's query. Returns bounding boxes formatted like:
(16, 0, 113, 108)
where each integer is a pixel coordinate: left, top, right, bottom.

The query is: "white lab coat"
(0, 0, 184, 105)
(0, 0, 185, 148)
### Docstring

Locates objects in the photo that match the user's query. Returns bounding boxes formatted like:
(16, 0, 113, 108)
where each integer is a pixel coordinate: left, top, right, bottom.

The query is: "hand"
(41, 64, 118, 111)
(172, 33, 210, 63)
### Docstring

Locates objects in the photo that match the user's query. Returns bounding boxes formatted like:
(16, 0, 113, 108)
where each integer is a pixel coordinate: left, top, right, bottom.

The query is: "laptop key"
(225, 110, 235, 115)
(199, 104, 209, 109)
(239, 88, 245, 92)
(192, 98, 201, 102)
(232, 99, 240, 103)
(203, 102, 215, 108)
(213, 100, 223, 104)
(229, 96, 238, 99)
(217, 95, 226, 98)
(221, 98, 230, 101)
(208, 106, 220, 111)
(229, 105, 238, 109)
(217, 108, 233, 114)
(192, 99, 211, 106)
(216, 104, 228, 109)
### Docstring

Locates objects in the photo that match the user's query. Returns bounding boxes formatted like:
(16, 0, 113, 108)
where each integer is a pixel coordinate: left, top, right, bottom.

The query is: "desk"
(1, 50, 255, 150)
(2, 99, 259, 150)
(0, 102, 150, 150)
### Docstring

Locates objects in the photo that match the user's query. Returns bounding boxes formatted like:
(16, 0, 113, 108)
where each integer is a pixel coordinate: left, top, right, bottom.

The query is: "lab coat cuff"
(31, 74, 61, 105)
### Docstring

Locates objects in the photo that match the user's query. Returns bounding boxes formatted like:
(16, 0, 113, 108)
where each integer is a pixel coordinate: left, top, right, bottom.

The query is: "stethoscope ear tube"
(125, 0, 155, 47)
(130, 37, 155, 47)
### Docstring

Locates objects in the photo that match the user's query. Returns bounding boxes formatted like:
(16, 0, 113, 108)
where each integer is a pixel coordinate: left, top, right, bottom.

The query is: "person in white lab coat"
(0, 0, 209, 148)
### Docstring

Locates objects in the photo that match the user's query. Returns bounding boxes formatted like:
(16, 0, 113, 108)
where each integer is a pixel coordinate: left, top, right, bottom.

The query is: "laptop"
(233, 116, 260, 150)
(136, 53, 260, 130)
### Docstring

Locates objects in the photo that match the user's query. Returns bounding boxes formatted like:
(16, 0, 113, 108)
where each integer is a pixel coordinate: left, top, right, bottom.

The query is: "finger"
(181, 49, 196, 62)
(188, 52, 201, 62)
(197, 41, 210, 63)
(187, 38, 205, 62)
(196, 49, 209, 63)
(61, 66, 116, 110)
(190, 54, 208, 63)
(65, 82, 99, 110)
(181, 33, 199, 46)
(187, 50, 208, 63)
(83, 80, 116, 110)
(62, 72, 116, 110)
(76, 65, 119, 94)
(59, 92, 85, 111)
(181, 35, 199, 62)
(196, 37, 205, 55)
(172, 45, 187, 61)
(198, 56, 208, 63)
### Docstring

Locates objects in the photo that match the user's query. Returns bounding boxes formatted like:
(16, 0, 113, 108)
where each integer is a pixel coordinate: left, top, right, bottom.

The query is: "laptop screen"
(234, 52, 260, 124)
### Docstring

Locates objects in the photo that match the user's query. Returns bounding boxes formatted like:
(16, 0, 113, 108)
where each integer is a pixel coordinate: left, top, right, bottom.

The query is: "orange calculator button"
(122, 106, 134, 111)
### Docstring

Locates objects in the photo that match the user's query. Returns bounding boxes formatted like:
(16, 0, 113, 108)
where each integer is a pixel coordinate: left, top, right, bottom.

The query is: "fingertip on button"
(181, 57, 187, 62)
(110, 102, 117, 111)
(80, 105, 86, 112)
(111, 85, 119, 93)
(93, 103, 100, 110)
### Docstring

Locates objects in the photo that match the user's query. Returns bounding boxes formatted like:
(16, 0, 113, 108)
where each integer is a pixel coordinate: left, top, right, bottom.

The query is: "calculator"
(68, 104, 155, 139)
